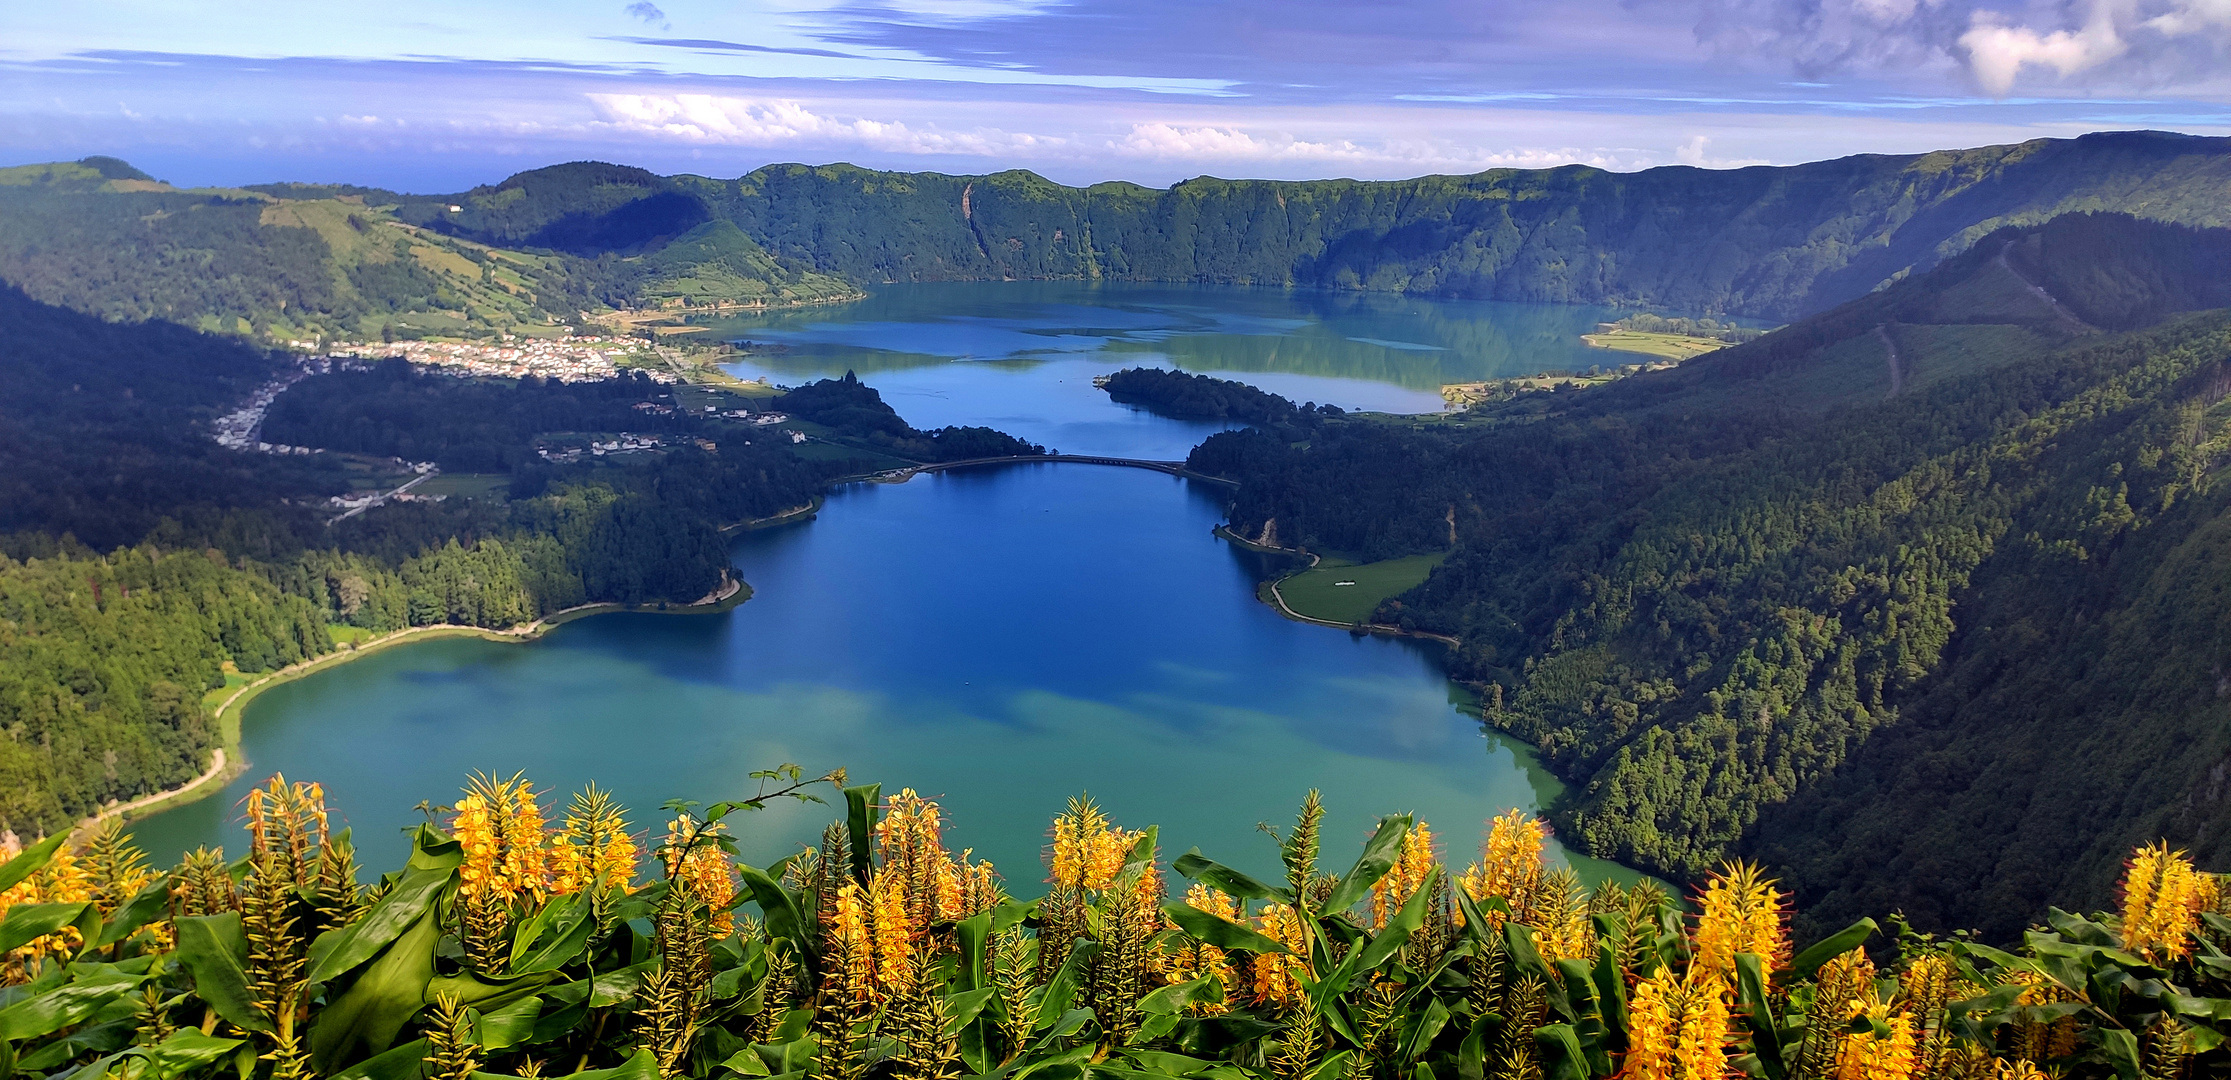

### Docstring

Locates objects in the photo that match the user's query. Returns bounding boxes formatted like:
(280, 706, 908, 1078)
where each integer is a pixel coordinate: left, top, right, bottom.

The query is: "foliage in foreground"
(7, 773, 2231, 1080)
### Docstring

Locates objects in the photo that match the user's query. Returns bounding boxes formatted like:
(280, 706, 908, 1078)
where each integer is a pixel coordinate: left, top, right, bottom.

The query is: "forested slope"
(0, 285, 853, 838)
(1186, 213, 2231, 933)
(406, 130, 2231, 321)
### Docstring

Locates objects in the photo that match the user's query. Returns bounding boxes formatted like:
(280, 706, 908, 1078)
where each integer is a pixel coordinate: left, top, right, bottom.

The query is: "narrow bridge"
(871, 454, 1238, 486)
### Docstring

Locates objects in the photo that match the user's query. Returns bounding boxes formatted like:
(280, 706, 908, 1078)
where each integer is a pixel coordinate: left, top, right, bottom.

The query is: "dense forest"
(0, 282, 899, 838)
(7, 132, 2231, 344)
(1100, 367, 1334, 423)
(775, 372, 1048, 460)
(1186, 213, 2231, 937)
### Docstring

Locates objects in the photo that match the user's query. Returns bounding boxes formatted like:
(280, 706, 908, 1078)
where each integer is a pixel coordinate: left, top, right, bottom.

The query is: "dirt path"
(1876, 325, 1904, 397)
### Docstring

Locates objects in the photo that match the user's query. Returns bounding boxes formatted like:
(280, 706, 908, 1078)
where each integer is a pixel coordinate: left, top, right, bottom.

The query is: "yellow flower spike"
(870, 871, 912, 996)
(2122, 842, 2207, 963)
(827, 881, 876, 1001)
(1459, 809, 1546, 927)
(1834, 1004, 1919, 1080)
(1252, 903, 1308, 1008)
(1623, 967, 1733, 1080)
(1692, 861, 1789, 980)
(1372, 819, 1437, 930)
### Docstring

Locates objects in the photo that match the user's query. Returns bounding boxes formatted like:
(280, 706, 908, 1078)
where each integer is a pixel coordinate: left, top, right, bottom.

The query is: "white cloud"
(586, 94, 1065, 156)
(1960, 2, 2128, 95)
(1111, 123, 1646, 173)
(1672, 134, 1773, 168)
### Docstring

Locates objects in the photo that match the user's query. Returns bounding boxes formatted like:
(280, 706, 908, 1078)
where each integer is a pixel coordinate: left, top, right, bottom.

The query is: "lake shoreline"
(72, 574, 750, 837)
(1213, 525, 1463, 647)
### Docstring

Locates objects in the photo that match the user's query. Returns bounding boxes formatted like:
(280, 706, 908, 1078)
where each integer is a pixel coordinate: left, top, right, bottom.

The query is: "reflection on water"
(699, 283, 1643, 431)
(131, 466, 1643, 887)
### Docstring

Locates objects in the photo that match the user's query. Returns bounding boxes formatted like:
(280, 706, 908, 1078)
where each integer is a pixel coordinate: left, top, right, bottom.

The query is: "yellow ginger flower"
(1625, 967, 1733, 1080)
(549, 784, 637, 896)
(1835, 1003, 1919, 1080)
(1, 839, 93, 976)
(452, 793, 503, 899)
(871, 871, 914, 996)
(1535, 871, 1597, 963)
(1047, 796, 1136, 892)
(825, 880, 877, 1002)
(1992, 1059, 2050, 1080)
(1252, 902, 1308, 1009)
(1457, 809, 1546, 927)
(1692, 861, 1787, 980)
(2001, 970, 2081, 1064)
(663, 813, 738, 936)
(2121, 842, 2209, 963)
(504, 781, 551, 898)
(1169, 884, 1239, 1015)
(1371, 819, 1436, 930)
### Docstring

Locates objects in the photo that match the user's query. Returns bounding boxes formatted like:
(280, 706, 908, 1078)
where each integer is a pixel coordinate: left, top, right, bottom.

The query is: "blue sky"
(4, 0, 2230, 192)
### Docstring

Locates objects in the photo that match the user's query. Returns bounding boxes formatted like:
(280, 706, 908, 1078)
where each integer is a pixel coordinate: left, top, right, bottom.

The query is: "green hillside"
(1186, 213, 2231, 936)
(403, 130, 2231, 321)
(0, 159, 857, 341)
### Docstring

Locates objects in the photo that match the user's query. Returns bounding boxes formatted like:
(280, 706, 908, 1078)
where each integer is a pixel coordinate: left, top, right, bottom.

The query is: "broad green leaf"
(947, 986, 999, 1032)
(514, 892, 596, 974)
(1320, 815, 1412, 916)
(139, 1028, 248, 1079)
(565, 1047, 661, 1080)
(0, 902, 89, 954)
(1037, 939, 1099, 1027)
(1533, 1024, 1588, 1080)
(0, 967, 144, 1042)
(1171, 851, 1286, 902)
(1122, 827, 1160, 874)
(1790, 919, 1877, 979)
(173, 913, 268, 1033)
(956, 911, 991, 992)
(0, 834, 68, 895)
(426, 969, 557, 1015)
(1138, 976, 1223, 1016)
(310, 904, 441, 1074)
(1396, 997, 1450, 1065)
(2098, 1027, 2143, 1080)
(1118, 1050, 1215, 1077)
(330, 1039, 428, 1080)
(843, 784, 881, 886)
(477, 995, 543, 1051)
(94, 879, 173, 949)
(737, 865, 805, 945)
(1163, 903, 1292, 956)
(309, 865, 451, 985)
(1734, 953, 1785, 1080)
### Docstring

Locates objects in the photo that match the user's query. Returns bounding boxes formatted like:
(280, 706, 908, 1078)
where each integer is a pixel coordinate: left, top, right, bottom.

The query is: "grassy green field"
(1278, 552, 1449, 625)
(415, 472, 508, 499)
(1581, 329, 1730, 360)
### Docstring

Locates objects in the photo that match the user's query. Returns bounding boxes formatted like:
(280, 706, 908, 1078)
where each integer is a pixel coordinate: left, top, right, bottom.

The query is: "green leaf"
(737, 865, 805, 945)
(514, 892, 596, 974)
(310, 865, 452, 985)
(330, 1039, 428, 1080)
(1163, 903, 1291, 955)
(94, 879, 173, 949)
(1138, 977, 1223, 1017)
(476, 995, 543, 1051)
(565, 1047, 662, 1080)
(843, 784, 881, 885)
(956, 912, 992, 993)
(1533, 1024, 1588, 1080)
(2098, 1028, 2143, 1080)
(1171, 851, 1286, 902)
(1734, 953, 1785, 1080)
(0, 902, 89, 954)
(174, 913, 269, 1033)
(309, 904, 441, 1074)
(1396, 997, 1450, 1065)
(0, 834, 68, 895)
(0, 967, 144, 1042)
(947, 986, 999, 1032)
(1037, 939, 1099, 1027)
(140, 1028, 249, 1079)
(1320, 815, 1412, 916)
(1790, 920, 1877, 979)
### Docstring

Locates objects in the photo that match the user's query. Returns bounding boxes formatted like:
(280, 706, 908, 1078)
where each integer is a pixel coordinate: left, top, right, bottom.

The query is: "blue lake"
(132, 286, 1647, 886)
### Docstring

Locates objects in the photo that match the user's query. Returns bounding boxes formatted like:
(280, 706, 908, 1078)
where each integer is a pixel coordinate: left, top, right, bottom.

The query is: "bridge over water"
(875, 454, 1239, 486)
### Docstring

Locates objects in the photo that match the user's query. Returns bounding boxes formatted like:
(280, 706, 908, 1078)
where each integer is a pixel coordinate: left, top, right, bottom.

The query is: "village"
(318, 334, 675, 384)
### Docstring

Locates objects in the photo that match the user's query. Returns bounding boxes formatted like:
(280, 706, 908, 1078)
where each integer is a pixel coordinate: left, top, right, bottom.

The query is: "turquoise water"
(131, 285, 1652, 886)
(703, 283, 1641, 454)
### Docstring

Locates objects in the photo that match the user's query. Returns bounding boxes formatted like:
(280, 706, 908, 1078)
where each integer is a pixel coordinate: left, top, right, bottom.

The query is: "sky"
(4, 0, 2231, 193)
